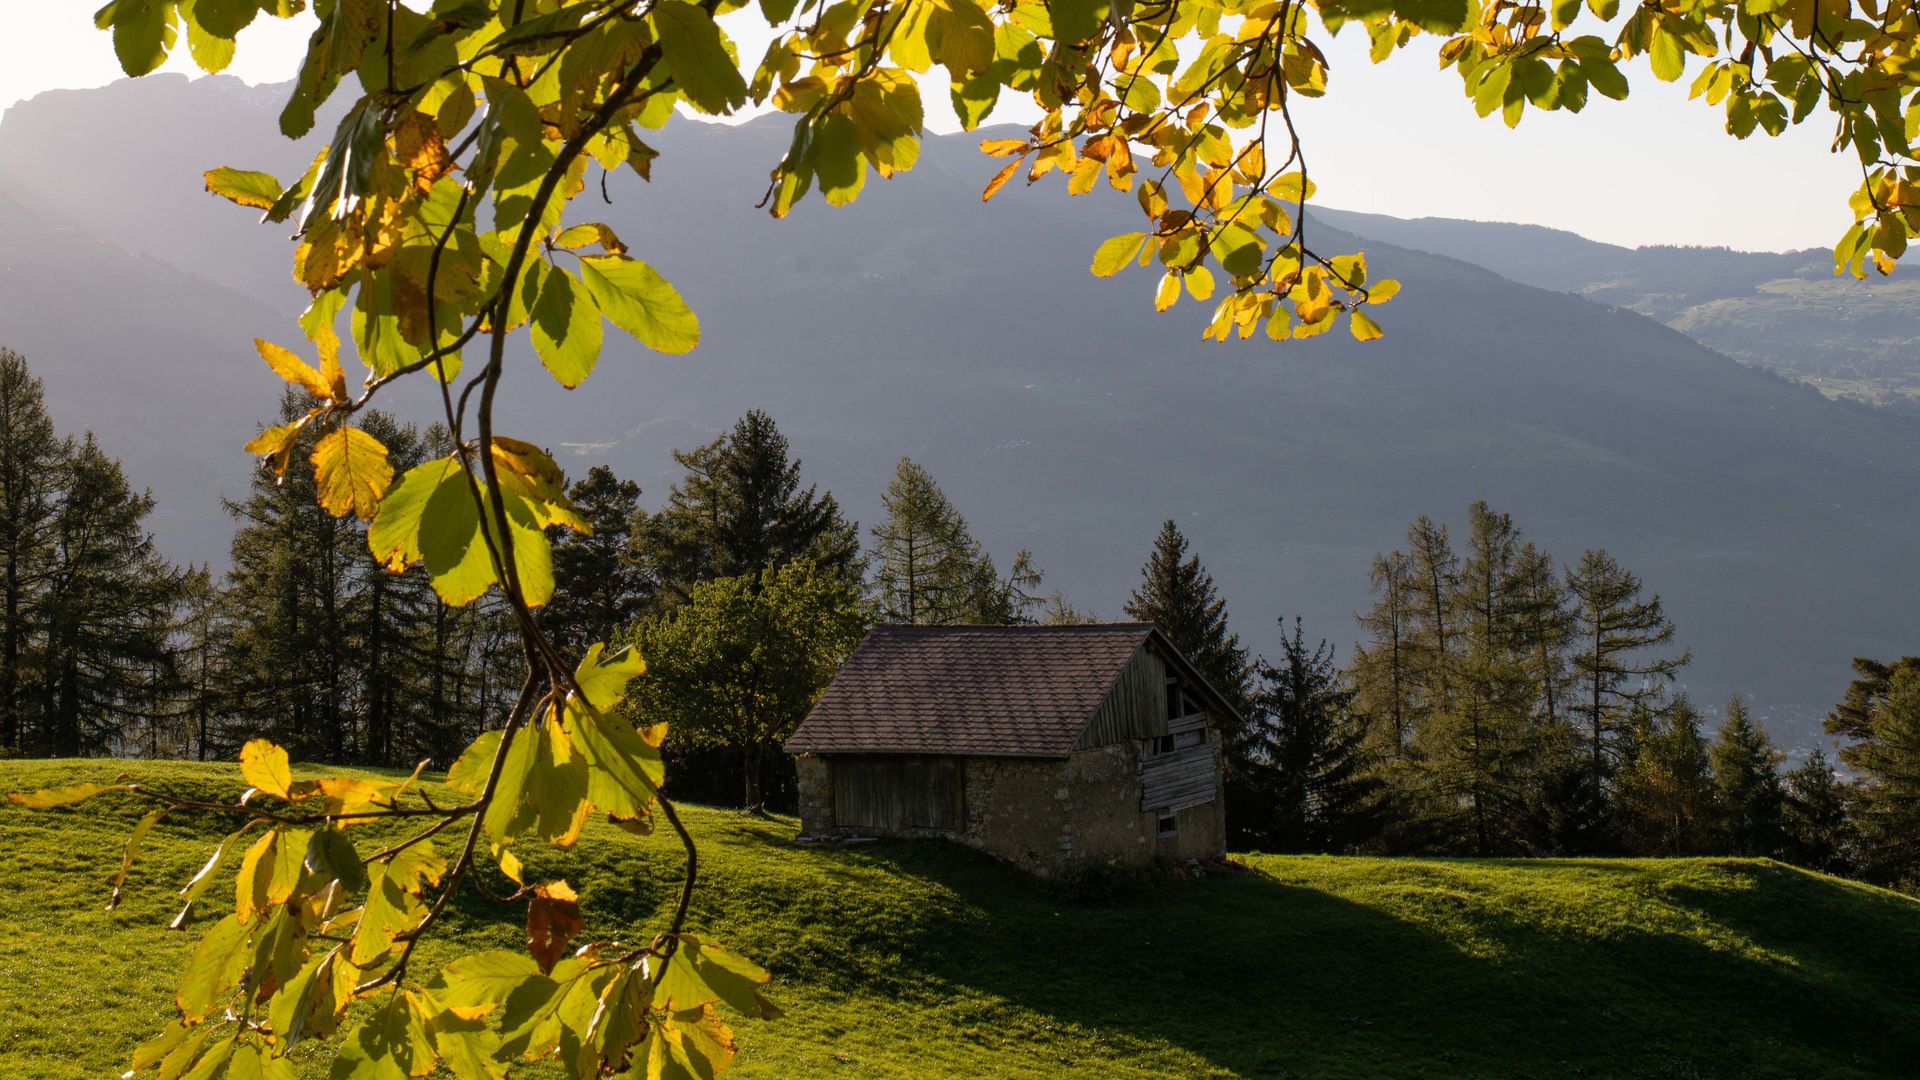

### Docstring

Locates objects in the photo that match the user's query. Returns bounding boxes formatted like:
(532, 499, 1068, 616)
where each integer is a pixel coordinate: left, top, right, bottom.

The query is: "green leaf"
(812, 113, 868, 207)
(446, 730, 502, 794)
(100, 0, 179, 77)
(1091, 233, 1148, 277)
(419, 470, 494, 607)
(6, 781, 128, 808)
(1049, 0, 1108, 41)
(650, 1, 749, 115)
(530, 268, 604, 388)
(1650, 28, 1686, 82)
(575, 642, 646, 713)
(331, 994, 434, 1080)
(177, 914, 248, 1022)
(579, 256, 700, 355)
(173, 823, 259, 929)
(571, 701, 665, 821)
(304, 827, 368, 896)
(657, 936, 778, 1018)
(108, 808, 170, 909)
(269, 950, 334, 1052)
(368, 456, 463, 573)
(1550, 0, 1581, 30)
(203, 167, 281, 212)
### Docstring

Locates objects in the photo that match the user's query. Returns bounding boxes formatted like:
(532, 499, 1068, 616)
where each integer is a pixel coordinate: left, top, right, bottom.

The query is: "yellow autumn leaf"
(311, 427, 394, 520)
(240, 739, 293, 799)
(255, 339, 335, 400)
(1350, 309, 1385, 341)
(1155, 272, 1180, 312)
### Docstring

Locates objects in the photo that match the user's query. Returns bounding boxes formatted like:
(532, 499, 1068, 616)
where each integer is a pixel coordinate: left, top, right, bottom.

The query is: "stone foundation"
(793, 743, 1225, 877)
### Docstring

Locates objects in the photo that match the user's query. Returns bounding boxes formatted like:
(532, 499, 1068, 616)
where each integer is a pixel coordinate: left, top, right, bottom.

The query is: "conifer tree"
(1781, 748, 1855, 876)
(1350, 549, 1418, 756)
(1709, 695, 1785, 856)
(1124, 520, 1253, 718)
(0, 348, 62, 755)
(34, 436, 187, 755)
(1404, 515, 1459, 715)
(1827, 659, 1920, 888)
(544, 465, 649, 655)
(635, 410, 860, 603)
(1237, 617, 1383, 852)
(1616, 696, 1718, 856)
(869, 458, 1038, 624)
(1567, 548, 1689, 793)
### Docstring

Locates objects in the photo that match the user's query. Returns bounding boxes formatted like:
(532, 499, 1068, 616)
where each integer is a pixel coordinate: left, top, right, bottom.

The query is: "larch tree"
(29, 0, 1920, 1072)
(1567, 548, 1688, 795)
(869, 457, 1013, 624)
(1350, 548, 1417, 756)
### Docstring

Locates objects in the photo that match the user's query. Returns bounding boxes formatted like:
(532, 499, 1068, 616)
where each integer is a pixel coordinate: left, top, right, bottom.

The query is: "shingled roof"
(785, 623, 1167, 758)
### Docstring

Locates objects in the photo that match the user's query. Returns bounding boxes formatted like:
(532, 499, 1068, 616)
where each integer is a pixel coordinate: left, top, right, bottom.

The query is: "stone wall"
(794, 742, 1226, 877)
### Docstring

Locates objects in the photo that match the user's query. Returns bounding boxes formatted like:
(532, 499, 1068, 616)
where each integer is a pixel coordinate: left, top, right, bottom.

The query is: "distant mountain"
(1316, 207, 1920, 409)
(4, 77, 1919, 745)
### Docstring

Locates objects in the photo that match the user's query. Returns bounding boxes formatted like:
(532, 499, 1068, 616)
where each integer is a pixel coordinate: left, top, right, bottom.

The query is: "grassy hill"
(3, 759, 1917, 1079)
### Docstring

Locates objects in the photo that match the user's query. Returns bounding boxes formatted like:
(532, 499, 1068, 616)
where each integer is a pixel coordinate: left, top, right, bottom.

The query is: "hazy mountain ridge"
(2, 79, 1917, 744)
(1315, 206, 1920, 408)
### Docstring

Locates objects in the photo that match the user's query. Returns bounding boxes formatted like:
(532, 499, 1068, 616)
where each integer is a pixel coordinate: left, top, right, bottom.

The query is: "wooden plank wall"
(1140, 745, 1219, 813)
(831, 755, 964, 831)
(1076, 645, 1170, 750)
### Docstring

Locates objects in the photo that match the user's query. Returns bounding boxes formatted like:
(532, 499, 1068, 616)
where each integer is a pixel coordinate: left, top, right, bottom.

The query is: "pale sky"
(0, 6, 1860, 253)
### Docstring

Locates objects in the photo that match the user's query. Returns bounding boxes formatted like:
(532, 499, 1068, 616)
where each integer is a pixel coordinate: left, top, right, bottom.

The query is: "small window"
(1147, 734, 1175, 756)
(1156, 814, 1178, 838)
(1165, 681, 1183, 720)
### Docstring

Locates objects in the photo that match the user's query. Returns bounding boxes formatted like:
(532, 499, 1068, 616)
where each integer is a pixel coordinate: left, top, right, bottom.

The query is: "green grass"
(3, 759, 1917, 1079)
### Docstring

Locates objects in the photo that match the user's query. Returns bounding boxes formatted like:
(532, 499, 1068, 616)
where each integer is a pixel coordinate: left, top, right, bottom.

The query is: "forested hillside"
(4, 77, 1919, 736)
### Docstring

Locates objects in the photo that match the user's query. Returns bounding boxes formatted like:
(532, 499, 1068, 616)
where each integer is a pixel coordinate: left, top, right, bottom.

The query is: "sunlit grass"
(2, 759, 1916, 1079)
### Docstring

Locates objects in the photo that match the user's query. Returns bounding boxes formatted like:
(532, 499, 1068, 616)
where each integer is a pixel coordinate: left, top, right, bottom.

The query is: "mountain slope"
(1315, 206, 1920, 406)
(0, 184, 285, 558)
(4, 759, 1918, 1079)
(4, 81, 1919, 736)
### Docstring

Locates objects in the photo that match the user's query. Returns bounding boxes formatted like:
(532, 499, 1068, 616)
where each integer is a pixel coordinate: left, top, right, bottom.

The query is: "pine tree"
(0, 349, 62, 756)
(1237, 617, 1383, 852)
(1709, 695, 1785, 856)
(1124, 520, 1253, 719)
(1567, 548, 1688, 795)
(543, 464, 649, 655)
(635, 410, 860, 603)
(1781, 748, 1854, 875)
(1616, 696, 1717, 856)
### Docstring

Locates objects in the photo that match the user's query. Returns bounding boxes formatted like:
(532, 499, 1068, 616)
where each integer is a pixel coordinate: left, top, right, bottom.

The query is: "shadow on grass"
(773, 842, 1920, 1080)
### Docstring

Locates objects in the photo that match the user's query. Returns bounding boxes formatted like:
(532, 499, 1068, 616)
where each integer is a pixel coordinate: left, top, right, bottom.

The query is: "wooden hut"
(784, 623, 1237, 876)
